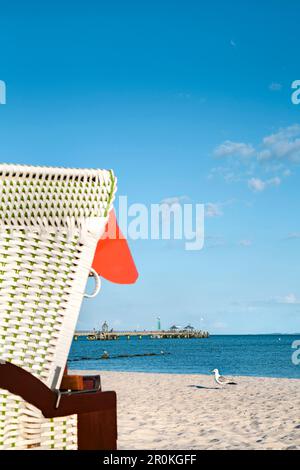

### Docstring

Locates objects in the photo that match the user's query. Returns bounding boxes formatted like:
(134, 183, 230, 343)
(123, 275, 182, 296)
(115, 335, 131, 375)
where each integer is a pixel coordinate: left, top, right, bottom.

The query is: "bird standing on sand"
(211, 368, 237, 386)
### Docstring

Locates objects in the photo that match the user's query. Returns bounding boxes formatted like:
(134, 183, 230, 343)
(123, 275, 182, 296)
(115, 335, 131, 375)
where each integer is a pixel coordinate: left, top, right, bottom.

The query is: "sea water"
(68, 334, 300, 379)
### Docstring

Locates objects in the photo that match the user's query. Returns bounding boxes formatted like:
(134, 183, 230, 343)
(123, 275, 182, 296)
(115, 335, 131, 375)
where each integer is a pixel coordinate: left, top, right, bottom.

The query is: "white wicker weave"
(0, 164, 116, 449)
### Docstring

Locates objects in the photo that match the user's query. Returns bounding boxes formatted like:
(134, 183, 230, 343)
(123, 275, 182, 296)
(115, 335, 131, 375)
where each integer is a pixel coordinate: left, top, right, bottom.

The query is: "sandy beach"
(72, 370, 300, 450)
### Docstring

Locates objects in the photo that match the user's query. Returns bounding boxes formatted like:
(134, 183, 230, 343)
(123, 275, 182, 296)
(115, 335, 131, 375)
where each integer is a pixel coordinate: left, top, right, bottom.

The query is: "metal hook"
(84, 268, 101, 298)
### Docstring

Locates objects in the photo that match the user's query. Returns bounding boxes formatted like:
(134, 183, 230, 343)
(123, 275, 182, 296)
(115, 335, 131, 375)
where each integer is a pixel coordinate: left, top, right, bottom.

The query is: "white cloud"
(177, 92, 191, 99)
(214, 140, 255, 158)
(207, 166, 243, 183)
(260, 124, 300, 162)
(248, 176, 281, 192)
(238, 239, 252, 247)
(248, 178, 266, 192)
(238, 293, 300, 308)
(211, 124, 300, 191)
(286, 232, 300, 240)
(263, 124, 300, 145)
(276, 293, 300, 305)
(160, 196, 189, 207)
(214, 124, 300, 164)
(211, 321, 227, 330)
(268, 176, 281, 186)
(205, 202, 223, 217)
(269, 82, 282, 91)
(205, 235, 226, 247)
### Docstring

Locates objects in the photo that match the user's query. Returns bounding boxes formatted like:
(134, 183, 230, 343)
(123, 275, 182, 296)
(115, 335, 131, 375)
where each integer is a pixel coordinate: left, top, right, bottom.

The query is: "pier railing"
(74, 330, 209, 340)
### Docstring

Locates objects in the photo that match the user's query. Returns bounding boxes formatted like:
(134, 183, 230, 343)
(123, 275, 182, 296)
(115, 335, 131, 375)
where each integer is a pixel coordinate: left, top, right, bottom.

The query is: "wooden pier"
(74, 329, 209, 341)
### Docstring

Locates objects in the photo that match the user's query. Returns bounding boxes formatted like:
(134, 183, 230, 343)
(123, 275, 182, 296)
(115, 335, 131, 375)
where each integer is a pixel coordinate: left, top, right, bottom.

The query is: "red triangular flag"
(92, 210, 138, 284)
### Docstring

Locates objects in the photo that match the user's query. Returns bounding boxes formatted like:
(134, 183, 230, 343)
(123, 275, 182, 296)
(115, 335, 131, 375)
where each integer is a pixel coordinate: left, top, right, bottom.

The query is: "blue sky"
(1, 0, 300, 333)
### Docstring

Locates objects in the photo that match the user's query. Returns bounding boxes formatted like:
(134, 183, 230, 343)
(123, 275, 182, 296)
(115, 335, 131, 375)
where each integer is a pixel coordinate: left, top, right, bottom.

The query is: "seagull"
(101, 350, 109, 359)
(211, 368, 237, 386)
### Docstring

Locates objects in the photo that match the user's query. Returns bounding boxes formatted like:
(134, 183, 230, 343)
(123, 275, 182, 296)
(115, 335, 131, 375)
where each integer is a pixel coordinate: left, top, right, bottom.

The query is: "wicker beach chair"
(0, 163, 117, 450)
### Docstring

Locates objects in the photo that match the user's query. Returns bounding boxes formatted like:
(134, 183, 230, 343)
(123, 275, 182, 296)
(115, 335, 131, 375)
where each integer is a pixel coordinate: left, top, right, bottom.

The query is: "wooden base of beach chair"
(60, 369, 116, 450)
(78, 410, 117, 450)
(0, 362, 117, 450)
